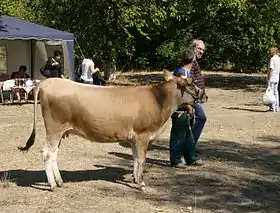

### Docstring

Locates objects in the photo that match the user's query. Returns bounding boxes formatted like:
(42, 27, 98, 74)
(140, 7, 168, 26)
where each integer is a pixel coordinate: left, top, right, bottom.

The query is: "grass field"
(1, 71, 280, 213)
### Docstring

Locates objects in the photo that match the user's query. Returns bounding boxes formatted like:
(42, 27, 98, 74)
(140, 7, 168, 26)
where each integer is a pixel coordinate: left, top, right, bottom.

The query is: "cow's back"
(38, 78, 173, 142)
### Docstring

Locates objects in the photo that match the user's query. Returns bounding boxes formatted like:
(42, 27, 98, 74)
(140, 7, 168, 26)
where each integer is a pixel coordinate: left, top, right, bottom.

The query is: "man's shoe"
(171, 163, 186, 169)
(196, 149, 203, 154)
(186, 159, 204, 166)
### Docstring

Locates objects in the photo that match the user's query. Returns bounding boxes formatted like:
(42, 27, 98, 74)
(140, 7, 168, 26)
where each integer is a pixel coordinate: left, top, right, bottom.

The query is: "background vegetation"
(1, 0, 280, 72)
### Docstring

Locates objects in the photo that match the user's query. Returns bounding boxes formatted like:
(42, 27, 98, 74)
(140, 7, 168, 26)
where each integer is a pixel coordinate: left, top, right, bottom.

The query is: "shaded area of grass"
(2, 165, 131, 190)
(111, 138, 280, 212)
(118, 71, 266, 91)
(1, 71, 278, 213)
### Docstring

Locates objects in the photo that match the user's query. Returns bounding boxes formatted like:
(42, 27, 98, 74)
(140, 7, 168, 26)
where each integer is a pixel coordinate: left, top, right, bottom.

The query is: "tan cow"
(18, 71, 207, 192)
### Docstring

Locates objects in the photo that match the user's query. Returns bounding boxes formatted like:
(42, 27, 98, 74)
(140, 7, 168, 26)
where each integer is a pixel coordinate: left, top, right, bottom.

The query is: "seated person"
(40, 50, 64, 78)
(92, 70, 106, 86)
(11, 65, 30, 79)
(10, 65, 30, 102)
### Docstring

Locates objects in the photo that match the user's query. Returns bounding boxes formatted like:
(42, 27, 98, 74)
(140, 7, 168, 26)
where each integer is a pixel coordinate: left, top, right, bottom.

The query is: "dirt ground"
(1, 71, 280, 213)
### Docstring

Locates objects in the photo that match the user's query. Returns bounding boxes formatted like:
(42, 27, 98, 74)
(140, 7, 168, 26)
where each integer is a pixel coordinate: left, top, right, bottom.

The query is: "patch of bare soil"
(1, 71, 280, 213)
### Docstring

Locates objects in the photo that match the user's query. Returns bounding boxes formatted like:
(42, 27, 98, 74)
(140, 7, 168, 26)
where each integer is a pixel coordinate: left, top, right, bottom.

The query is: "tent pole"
(30, 40, 34, 79)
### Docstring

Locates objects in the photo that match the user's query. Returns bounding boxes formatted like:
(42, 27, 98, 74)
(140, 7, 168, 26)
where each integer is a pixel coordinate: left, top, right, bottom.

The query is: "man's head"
(270, 47, 278, 57)
(19, 65, 27, 73)
(191, 39, 205, 59)
(181, 50, 195, 66)
(53, 50, 62, 61)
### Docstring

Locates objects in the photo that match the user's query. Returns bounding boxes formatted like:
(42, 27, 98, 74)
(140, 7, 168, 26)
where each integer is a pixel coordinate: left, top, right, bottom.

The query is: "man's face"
(194, 42, 205, 59)
(19, 68, 25, 73)
(270, 48, 276, 57)
(55, 55, 61, 61)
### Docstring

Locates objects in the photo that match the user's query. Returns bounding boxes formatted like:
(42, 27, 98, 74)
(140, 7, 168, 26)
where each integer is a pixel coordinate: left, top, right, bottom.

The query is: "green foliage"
(1, 0, 280, 72)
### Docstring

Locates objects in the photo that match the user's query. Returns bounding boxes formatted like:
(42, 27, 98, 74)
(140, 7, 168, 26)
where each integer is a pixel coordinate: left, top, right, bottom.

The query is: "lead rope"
(175, 107, 196, 129)
(190, 111, 196, 129)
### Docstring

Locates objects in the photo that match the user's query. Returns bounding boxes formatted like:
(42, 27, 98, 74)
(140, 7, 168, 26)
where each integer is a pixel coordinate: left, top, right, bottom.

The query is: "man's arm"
(267, 70, 271, 81)
(44, 59, 53, 70)
(267, 58, 274, 81)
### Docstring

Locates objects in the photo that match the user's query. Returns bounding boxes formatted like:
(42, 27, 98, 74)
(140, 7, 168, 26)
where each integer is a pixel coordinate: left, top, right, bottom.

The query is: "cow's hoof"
(139, 181, 146, 192)
(49, 186, 56, 192)
(56, 181, 64, 187)
(62, 133, 69, 139)
(140, 186, 147, 193)
(133, 177, 137, 184)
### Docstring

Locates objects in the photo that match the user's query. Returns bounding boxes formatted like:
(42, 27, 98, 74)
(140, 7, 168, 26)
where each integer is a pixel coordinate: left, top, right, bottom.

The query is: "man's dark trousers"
(169, 112, 197, 165)
(192, 103, 206, 146)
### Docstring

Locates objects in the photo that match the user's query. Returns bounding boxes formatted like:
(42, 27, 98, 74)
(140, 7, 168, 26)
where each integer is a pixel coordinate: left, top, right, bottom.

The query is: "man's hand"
(185, 105, 195, 118)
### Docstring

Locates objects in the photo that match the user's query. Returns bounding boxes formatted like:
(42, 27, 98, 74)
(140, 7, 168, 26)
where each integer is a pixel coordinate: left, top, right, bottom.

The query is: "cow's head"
(163, 70, 208, 107)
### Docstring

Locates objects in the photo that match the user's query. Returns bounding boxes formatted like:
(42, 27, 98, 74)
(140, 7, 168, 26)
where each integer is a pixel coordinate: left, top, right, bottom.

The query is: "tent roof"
(0, 15, 74, 41)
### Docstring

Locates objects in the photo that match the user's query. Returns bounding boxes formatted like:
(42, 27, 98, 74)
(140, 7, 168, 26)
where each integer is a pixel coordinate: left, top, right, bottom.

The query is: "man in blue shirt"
(169, 50, 203, 168)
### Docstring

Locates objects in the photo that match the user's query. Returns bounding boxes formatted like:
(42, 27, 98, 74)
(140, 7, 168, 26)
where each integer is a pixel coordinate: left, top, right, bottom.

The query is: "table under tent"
(0, 15, 75, 103)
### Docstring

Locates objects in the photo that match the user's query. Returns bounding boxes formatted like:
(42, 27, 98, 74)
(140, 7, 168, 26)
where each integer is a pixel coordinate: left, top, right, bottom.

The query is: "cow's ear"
(163, 69, 174, 81)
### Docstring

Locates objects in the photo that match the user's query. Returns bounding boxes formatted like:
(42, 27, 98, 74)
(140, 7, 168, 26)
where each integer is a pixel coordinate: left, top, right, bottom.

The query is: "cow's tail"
(18, 84, 41, 152)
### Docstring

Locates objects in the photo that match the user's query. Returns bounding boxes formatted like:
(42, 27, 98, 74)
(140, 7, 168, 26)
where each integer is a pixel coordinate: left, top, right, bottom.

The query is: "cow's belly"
(66, 118, 170, 144)
(68, 118, 133, 143)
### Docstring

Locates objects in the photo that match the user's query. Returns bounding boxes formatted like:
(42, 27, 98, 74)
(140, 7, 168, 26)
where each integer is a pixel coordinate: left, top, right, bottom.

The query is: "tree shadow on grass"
(4, 138, 279, 212)
(2, 165, 132, 191)
(256, 135, 280, 144)
(124, 73, 165, 86)
(112, 138, 280, 212)
(224, 106, 268, 113)
(199, 140, 280, 173)
(118, 141, 169, 151)
(108, 152, 169, 167)
(204, 73, 266, 91)
(122, 72, 266, 91)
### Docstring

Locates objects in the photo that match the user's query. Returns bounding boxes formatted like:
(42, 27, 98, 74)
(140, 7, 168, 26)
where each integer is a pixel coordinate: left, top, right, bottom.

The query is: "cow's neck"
(152, 81, 179, 120)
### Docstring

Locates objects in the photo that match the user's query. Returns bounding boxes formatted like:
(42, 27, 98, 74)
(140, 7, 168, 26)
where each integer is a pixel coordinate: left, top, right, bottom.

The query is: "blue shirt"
(173, 66, 191, 78)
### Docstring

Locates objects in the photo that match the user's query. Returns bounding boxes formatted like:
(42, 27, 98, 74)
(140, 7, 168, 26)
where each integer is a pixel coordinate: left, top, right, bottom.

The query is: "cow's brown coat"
(18, 71, 207, 192)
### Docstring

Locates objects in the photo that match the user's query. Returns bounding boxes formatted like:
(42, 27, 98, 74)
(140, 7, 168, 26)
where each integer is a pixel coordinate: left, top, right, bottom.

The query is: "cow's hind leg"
(52, 141, 63, 187)
(41, 142, 56, 191)
(131, 143, 138, 184)
(41, 134, 63, 191)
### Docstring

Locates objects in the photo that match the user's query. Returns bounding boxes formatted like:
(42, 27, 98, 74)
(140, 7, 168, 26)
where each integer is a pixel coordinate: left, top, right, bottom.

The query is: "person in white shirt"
(267, 47, 280, 112)
(80, 58, 100, 84)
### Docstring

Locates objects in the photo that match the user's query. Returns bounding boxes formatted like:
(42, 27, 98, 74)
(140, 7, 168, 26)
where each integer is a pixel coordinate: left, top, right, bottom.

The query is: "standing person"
(40, 50, 65, 78)
(278, 78, 280, 108)
(169, 50, 203, 168)
(190, 40, 207, 147)
(80, 58, 106, 85)
(267, 47, 280, 112)
(80, 58, 97, 84)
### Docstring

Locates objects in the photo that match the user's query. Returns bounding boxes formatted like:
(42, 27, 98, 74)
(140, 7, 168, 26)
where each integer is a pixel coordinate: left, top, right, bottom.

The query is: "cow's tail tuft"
(18, 84, 40, 152)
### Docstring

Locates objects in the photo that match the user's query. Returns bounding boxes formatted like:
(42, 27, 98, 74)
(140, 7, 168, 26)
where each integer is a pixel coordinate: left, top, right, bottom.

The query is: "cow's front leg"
(131, 143, 138, 184)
